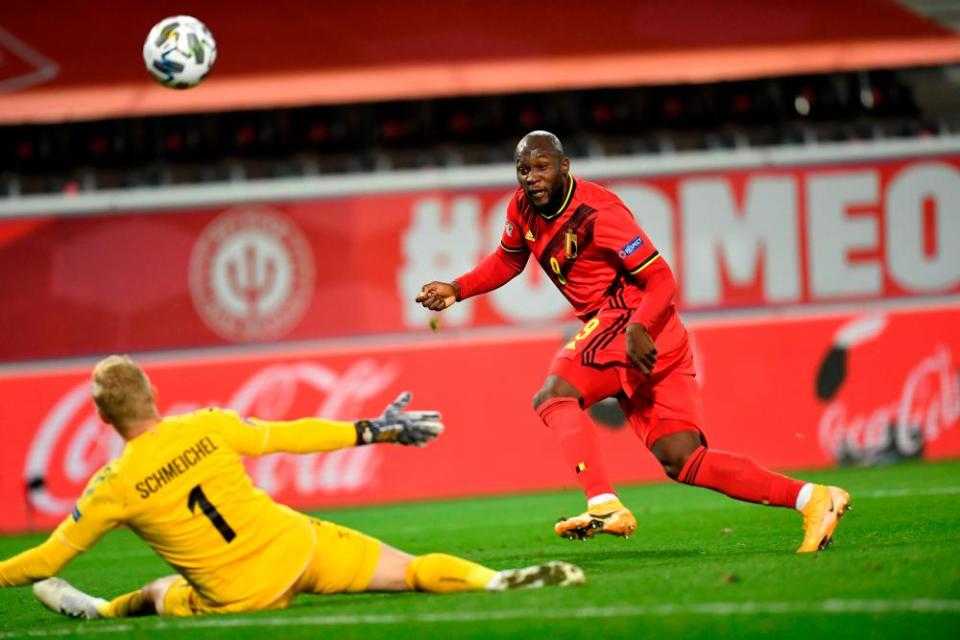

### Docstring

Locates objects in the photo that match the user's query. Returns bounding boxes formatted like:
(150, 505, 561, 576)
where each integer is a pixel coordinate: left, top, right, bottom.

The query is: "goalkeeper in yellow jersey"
(0, 355, 584, 619)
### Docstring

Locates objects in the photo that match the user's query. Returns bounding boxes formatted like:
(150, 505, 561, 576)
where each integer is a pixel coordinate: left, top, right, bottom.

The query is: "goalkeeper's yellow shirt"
(0, 408, 358, 608)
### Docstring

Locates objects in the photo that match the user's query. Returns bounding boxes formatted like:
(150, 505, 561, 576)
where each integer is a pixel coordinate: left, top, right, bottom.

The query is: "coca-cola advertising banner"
(2, 155, 959, 361)
(1, 304, 957, 533)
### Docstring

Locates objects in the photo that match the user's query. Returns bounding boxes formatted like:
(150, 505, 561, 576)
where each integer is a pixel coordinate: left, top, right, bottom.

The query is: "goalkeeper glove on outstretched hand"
(354, 392, 444, 447)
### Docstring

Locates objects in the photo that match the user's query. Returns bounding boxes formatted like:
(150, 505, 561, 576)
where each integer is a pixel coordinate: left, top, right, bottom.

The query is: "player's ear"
(560, 156, 570, 175)
(95, 406, 111, 426)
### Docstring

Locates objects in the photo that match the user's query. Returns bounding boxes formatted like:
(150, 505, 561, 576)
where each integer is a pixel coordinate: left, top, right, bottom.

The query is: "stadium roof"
(1, 0, 959, 124)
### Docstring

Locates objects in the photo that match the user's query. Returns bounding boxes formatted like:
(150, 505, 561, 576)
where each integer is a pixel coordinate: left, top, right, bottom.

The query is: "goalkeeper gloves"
(354, 391, 444, 447)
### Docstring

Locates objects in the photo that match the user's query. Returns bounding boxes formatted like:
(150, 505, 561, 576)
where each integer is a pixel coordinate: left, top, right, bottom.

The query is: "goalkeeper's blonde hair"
(91, 355, 155, 428)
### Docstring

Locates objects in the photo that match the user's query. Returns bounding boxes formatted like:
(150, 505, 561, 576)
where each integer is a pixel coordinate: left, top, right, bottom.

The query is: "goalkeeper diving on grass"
(0, 355, 584, 619)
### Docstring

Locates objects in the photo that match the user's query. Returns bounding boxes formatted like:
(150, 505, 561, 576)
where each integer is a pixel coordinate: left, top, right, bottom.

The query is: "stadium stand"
(1, 67, 957, 195)
(1, 0, 959, 195)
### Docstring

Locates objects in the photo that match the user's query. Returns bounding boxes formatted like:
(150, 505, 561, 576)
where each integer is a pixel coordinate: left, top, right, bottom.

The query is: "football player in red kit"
(417, 131, 850, 553)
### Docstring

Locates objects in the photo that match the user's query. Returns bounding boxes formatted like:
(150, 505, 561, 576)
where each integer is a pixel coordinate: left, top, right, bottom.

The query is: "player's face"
(516, 147, 569, 213)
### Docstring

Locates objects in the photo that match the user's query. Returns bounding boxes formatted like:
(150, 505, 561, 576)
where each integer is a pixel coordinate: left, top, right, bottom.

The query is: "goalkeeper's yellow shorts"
(290, 519, 382, 596)
(162, 519, 382, 616)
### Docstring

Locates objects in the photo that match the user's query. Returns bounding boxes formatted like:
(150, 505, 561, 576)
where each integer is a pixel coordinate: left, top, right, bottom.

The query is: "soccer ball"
(143, 16, 217, 89)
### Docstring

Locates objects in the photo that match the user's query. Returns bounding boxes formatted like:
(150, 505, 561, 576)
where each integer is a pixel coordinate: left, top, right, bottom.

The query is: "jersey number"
(549, 256, 567, 286)
(188, 485, 236, 543)
(563, 317, 601, 350)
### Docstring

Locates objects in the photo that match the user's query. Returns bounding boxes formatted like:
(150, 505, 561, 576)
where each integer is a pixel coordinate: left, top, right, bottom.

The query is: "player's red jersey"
(500, 177, 657, 317)
(488, 176, 687, 357)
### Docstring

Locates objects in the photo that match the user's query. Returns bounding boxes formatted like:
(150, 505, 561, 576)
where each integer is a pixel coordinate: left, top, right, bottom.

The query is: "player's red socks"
(536, 397, 615, 500)
(677, 445, 804, 508)
(535, 399, 804, 509)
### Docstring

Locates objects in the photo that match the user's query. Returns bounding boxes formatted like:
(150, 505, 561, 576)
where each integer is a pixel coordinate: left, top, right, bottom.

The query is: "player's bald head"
(513, 130, 571, 213)
(515, 130, 565, 162)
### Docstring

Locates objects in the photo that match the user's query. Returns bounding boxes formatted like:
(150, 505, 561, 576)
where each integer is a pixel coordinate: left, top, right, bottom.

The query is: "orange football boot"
(555, 499, 637, 540)
(797, 485, 851, 553)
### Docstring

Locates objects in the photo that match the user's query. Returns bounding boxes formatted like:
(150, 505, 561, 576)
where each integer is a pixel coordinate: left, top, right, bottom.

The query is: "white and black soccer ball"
(143, 16, 217, 89)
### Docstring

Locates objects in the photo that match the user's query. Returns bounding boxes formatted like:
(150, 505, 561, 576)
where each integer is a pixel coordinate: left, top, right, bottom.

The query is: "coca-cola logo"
(819, 345, 960, 463)
(25, 359, 397, 515)
(189, 207, 315, 342)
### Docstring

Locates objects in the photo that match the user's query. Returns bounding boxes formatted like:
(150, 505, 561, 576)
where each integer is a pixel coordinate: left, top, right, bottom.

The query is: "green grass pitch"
(1, 460, 958, 639)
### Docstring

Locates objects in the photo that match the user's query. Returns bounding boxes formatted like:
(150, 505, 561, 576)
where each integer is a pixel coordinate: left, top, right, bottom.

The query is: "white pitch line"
(2, 484, 958, 637)
(1, 599, 958, 638)
(860, 486, 960, 498)
(385, 485, 960, 535)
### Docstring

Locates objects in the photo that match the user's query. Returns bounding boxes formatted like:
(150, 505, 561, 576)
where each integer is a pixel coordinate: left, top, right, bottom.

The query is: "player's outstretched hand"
(625, 323, 657, 377)
(354, 392, 444, 447)
(416, 281, 458, 311)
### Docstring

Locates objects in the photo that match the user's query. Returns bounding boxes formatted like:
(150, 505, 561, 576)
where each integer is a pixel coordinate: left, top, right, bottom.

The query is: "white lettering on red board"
(682, 176, 800, 304)
(398, 160, 960, 327)
(818, 345, 960, 461)
(24, 360, 396, 515)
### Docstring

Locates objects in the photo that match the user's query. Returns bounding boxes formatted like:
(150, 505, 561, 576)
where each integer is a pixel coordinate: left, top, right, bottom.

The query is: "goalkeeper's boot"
(555, 498, 637, 540)
(33, 577, 107, 619)
(797, 485, 851, 553)
(486, 561, 586, 591)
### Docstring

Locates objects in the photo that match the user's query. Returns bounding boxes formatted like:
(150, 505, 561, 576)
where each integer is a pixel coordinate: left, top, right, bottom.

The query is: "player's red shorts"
(550, 307, 705, 449)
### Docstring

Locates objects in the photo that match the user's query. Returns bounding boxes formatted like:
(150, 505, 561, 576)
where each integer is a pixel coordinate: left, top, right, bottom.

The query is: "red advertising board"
(1, 155, 959, 361)
(1, 304, 957, 533)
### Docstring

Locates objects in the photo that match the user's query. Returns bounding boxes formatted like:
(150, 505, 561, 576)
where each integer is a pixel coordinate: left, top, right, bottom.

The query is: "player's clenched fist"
(625, 323, 658, 377)
(416, 281, 459, 311)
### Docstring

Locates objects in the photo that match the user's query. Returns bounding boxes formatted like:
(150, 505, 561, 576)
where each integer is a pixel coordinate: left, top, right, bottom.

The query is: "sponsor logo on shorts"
(189, 207, 315, 342)
(618, 236, 644, 258)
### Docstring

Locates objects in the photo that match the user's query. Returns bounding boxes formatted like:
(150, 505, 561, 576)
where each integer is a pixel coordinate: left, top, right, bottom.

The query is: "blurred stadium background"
(0, 0, 958, 547)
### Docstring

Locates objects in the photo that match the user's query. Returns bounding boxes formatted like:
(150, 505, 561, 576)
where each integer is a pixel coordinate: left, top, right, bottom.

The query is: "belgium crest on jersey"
(565, 228, 578, 259)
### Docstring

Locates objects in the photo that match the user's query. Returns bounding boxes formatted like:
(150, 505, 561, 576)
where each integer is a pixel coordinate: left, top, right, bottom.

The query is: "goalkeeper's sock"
(678, 445, 804, 508)
(404, 554, 497, 593)
(536, 397, 615, 500)
(97, 589, 152, 618)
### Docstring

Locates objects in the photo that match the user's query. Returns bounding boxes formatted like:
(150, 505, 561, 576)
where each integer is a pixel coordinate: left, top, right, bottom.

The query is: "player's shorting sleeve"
(454, 196, 529, 300)
(596, 205, 677, 332)
(216, 408, 358, 455)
